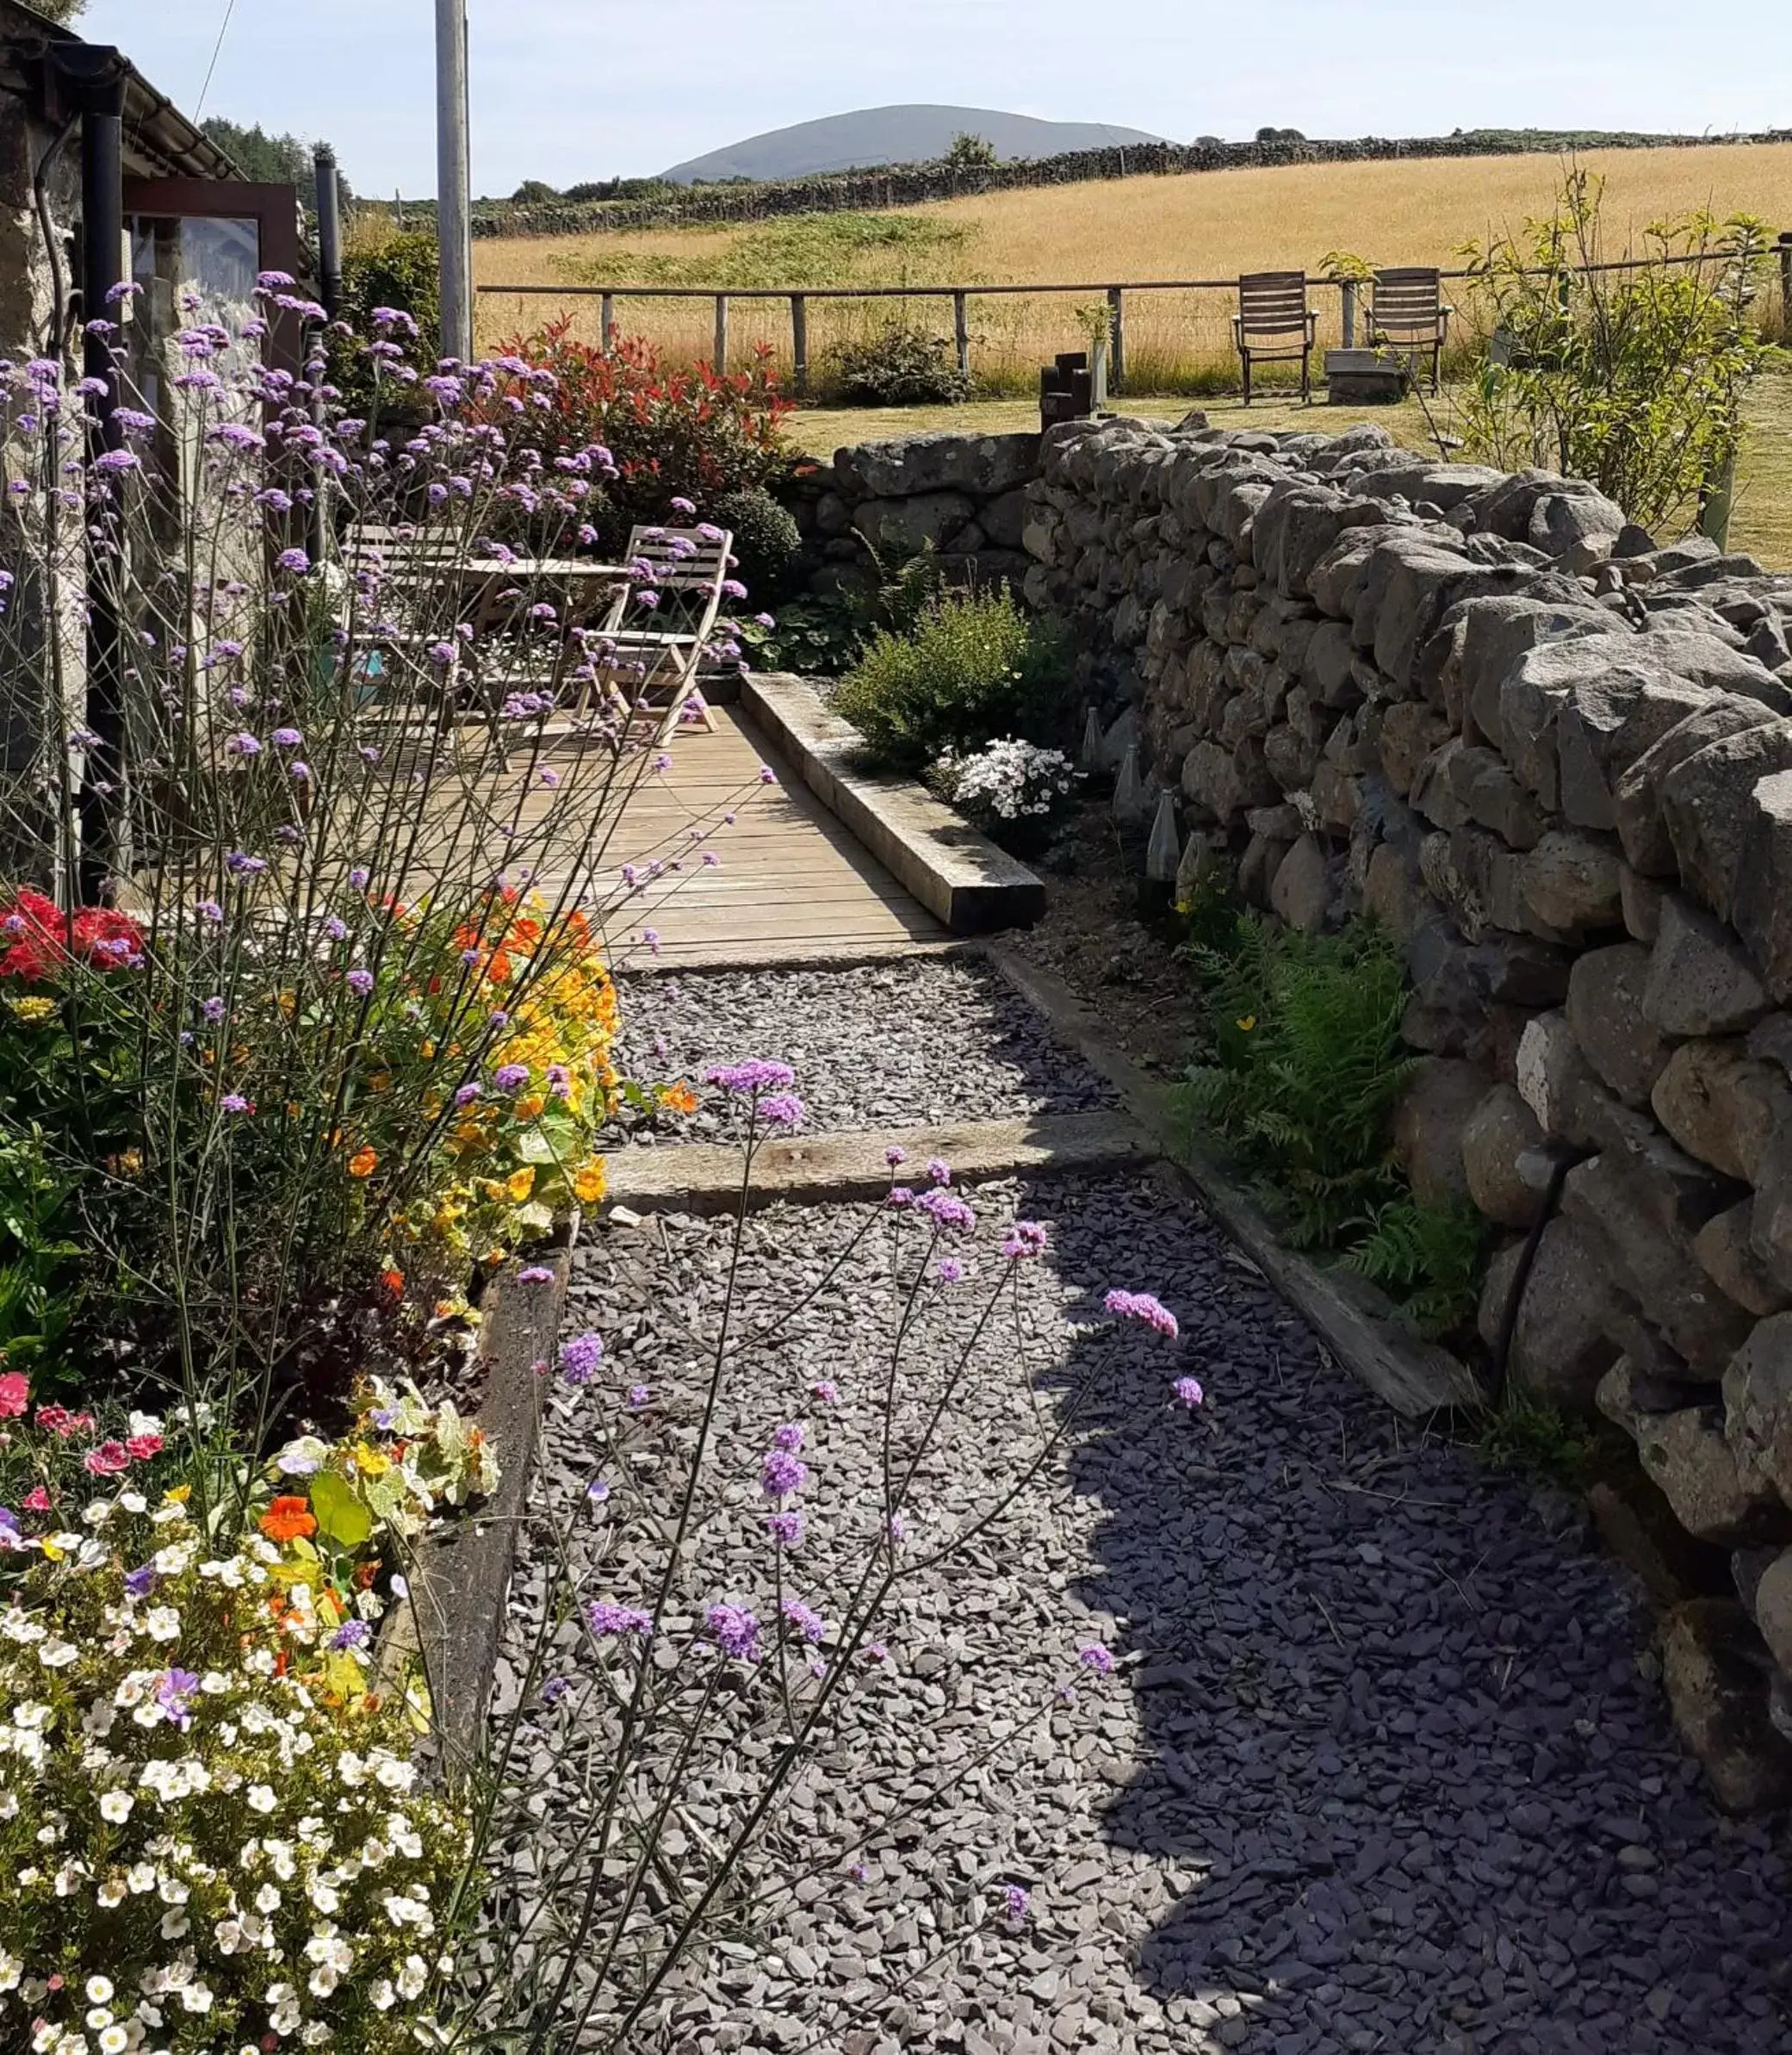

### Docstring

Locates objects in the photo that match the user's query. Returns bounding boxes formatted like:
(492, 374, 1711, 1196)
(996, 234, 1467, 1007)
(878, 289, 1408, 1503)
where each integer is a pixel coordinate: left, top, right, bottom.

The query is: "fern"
(1342, 1196, 1488, 1337)
(1172, 911, 1490, 1335)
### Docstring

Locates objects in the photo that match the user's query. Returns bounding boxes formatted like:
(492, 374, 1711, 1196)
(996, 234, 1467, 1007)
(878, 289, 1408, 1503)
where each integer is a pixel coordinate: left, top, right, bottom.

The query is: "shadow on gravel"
(1035, 1172, 1792, 2055)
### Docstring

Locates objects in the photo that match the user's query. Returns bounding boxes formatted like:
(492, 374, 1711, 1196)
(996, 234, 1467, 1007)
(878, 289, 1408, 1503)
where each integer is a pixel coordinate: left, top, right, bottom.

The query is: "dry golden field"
(473, 143, 1792, 390)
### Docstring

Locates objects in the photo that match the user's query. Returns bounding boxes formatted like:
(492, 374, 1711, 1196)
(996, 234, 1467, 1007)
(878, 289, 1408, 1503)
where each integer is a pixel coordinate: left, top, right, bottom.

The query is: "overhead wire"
(195, 0, 239, 119)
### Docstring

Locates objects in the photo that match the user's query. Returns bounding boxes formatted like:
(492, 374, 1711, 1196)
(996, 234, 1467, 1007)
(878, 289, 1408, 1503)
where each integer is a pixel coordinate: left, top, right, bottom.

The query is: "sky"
(82, 0, 1792, 200)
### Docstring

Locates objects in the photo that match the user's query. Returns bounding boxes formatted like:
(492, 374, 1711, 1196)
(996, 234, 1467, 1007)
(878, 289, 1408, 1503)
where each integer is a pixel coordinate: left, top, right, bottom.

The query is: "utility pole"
(434, 0, 473, 360)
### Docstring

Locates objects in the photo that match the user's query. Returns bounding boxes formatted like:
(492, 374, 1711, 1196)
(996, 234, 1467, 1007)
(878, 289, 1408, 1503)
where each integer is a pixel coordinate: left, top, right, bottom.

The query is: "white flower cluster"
(0, 1488, 470, 2054)
(938, 738, 1079, 823)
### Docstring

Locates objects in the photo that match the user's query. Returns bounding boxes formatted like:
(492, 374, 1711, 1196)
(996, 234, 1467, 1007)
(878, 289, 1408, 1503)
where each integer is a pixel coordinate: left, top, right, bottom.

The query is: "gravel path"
(610, 958, 1119, 1143)
(493, 1169, 1792, 2055)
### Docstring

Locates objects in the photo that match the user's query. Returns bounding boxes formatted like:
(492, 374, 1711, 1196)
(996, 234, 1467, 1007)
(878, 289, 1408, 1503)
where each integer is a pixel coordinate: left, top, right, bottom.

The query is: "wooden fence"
(474, 240, 1792, 399)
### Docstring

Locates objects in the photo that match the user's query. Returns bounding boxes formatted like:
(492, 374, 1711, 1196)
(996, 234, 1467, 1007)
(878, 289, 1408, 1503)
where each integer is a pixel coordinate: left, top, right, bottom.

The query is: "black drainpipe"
(52, 47, 128, 903)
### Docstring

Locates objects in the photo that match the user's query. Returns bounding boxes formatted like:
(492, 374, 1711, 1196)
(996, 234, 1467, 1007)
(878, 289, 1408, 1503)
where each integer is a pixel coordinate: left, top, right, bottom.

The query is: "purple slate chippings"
(489, 1165, 1792, 2052)
(606, 957, 1120, 1146)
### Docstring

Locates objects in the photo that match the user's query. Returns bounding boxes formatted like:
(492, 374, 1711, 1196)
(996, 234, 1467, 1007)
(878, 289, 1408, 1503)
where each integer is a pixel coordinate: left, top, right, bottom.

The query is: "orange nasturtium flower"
(379, 1268, 405, 1299)
(260, 1496, 317, 1543)
(348, 1146, 378, 1179)
(573, 1161, 606, 1206)
(661, 1081, 698, 1116)
(505, 1166, 536, 1202)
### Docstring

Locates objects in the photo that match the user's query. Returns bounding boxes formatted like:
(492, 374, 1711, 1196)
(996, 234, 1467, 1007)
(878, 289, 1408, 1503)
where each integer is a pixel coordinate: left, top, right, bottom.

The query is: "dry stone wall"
(1008, 412, 1792, 1800)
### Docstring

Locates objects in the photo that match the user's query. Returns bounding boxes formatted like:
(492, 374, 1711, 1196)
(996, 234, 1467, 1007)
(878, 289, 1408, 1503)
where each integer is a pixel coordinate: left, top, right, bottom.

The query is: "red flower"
(0, 890, 143, 980)
(125, 1432, 163, 1461)
(22, 1486, 51, 1512)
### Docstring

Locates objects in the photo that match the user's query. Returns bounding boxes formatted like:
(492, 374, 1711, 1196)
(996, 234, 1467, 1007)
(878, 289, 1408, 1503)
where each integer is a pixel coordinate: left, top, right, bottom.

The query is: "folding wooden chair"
(1232, 272, 1318, 405)
(586, 525, 734, 746)
(1367, 267, 1453, 394)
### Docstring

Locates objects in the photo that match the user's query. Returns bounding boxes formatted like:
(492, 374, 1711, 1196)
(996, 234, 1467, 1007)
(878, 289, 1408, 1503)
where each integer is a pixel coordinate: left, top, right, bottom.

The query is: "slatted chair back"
(1370, 268, 1444, 341)
(1368, 267, 1451, 392)
(588, 525, 735, 744)
(1236, 271, 1311, 339)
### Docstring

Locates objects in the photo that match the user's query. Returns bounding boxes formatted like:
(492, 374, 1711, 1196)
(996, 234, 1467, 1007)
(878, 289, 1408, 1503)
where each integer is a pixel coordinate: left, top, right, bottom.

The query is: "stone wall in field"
(1008, 411, 1792, 1807)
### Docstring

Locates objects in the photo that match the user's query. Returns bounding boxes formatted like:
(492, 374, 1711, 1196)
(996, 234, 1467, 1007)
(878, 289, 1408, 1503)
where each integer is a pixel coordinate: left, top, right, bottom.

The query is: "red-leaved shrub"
(497, 320, 793, 550)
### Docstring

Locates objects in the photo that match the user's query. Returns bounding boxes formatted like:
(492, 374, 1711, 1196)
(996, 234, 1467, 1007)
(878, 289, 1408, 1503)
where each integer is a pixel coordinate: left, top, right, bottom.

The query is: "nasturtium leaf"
(310, 1468, 373, 1549)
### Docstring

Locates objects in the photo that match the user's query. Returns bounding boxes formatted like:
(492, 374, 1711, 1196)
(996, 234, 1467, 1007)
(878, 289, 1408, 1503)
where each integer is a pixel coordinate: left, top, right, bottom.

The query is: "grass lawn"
(785, 374, 1792, 571)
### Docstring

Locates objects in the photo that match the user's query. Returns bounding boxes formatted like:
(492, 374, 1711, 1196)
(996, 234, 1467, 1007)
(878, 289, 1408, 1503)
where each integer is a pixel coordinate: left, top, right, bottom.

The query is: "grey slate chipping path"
(609, 959, 1120, 1145)
(494, 1167, 1792, 2054)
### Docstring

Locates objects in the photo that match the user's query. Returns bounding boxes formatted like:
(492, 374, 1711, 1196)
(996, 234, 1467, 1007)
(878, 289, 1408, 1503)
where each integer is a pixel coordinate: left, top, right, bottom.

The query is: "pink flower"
(125, 1432, 164, 1460)
(1104, 1288, 1179, 1339)
(0, 1371, 27, 1419)
(22, 1486, 51, 1512)
(83, 1439, 131, 1475)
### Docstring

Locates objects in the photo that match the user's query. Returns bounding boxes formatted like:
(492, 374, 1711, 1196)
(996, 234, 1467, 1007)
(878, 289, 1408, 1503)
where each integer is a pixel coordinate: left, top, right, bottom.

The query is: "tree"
(512, 180, 561, 205)
(30, 0, 86, 21)
(199, 118, 352, 211)
(943, 132, 998, 172)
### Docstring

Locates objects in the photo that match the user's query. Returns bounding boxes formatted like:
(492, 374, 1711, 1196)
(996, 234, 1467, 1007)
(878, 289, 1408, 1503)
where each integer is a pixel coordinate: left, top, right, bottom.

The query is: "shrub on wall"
(707, 485, 804, 603)
(1456, 167, 1777, 533)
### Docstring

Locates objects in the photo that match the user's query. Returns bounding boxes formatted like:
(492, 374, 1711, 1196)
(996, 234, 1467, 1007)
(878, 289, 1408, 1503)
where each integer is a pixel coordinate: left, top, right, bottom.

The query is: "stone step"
(741, 672, 1047, 933)
(601, 1109, 1154, 1215)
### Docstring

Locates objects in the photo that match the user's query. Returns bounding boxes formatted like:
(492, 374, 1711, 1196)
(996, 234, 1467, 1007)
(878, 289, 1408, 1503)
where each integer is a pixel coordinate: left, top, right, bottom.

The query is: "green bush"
(709, 486, 804, 605)
(327, 230, 440, 417)
(1457, 167, 1778, 533)
(831, 586, 1070, 771)
(828, 321, 972, 407)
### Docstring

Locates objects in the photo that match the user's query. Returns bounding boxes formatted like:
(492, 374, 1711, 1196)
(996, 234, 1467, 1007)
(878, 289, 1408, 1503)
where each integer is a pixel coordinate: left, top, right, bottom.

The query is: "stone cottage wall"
(813, 411, 1792, 1800)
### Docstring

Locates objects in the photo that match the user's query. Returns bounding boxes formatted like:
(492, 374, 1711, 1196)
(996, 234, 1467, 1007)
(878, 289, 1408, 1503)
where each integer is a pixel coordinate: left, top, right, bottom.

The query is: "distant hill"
(659, 105, 1163, 185)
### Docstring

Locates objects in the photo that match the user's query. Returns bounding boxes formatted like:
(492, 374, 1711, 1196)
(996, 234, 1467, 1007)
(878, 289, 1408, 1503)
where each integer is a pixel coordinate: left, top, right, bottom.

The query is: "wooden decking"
(580, 705, 946, 969)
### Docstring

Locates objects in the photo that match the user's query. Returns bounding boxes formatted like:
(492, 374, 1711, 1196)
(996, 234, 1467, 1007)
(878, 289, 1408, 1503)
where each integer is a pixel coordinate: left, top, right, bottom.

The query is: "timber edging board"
(977, 941, 1489, 1420)
(740, 672, 1047, 933)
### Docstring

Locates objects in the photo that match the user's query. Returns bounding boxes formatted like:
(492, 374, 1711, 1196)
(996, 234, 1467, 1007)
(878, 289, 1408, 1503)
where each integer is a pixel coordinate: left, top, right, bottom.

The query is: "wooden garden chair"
(1232, 272, 1318, 404)
(581, 525, 734, 746)
(1367, 267, 1453, 394)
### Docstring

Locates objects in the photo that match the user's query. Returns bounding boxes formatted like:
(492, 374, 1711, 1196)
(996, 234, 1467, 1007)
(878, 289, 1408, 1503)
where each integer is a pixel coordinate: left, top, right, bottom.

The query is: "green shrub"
(327, 229, 440, 418)
(831, 587, 1070, 771)
(1456, 166, 1778, 533)
(709, 486, 804, 605)
(1475, 1388, 1598, 1484)
(828, 321, 972, 407)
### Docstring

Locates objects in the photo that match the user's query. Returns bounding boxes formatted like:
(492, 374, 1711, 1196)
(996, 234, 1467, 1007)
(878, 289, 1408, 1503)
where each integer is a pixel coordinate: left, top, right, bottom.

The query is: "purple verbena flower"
(703, 1059, 795, 1095)
(935, 1257, 964, 1283)
(926, 1157, 951, 1186)
(560, 1331, 605, 1384)
(1174, 1375, 1205, 1410)
(780, 1597, 825, 1644)
(757, 1092, 805, 1128)
(761, 1448, 808, 1500)
(626, 1383, 650, 1409)
(517, 1265, 554, 1284)
(810, 1380, 840, 1405)
(915, 1189, 974, 1233)
(766, 1509, 803, 1548)
(331, 1619, 372, 1652)
(346, 967, 375, 997)
(884, 1145, 908, 1167)
(492, 1062, 530, 1092)
(773, 1422, 805, 1453)
(1003, 1884, 1031, 1925)
(1104, 1288, 1179, 1339)
(587, 1601, 654, 1637)
(706, 1602, 761, 1661)
(1078, 1643, 1115, 1675)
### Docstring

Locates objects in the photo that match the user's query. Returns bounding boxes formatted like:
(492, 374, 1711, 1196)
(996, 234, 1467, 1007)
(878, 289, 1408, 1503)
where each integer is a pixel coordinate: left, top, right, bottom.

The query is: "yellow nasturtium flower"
(505, 1166, 536, 1202)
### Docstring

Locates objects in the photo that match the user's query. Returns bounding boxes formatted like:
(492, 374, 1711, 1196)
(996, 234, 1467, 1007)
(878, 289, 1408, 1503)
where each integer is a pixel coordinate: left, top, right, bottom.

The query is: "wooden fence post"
(1340, 280, 1356, 349)
(1779, 233, 1792, 337)
(599, 293, 616, 352)
(952, 290, 970, 379)
(1107, 286, 1125, 394)
(791, 293, 808, 397)
(713, 294, 729, 374)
